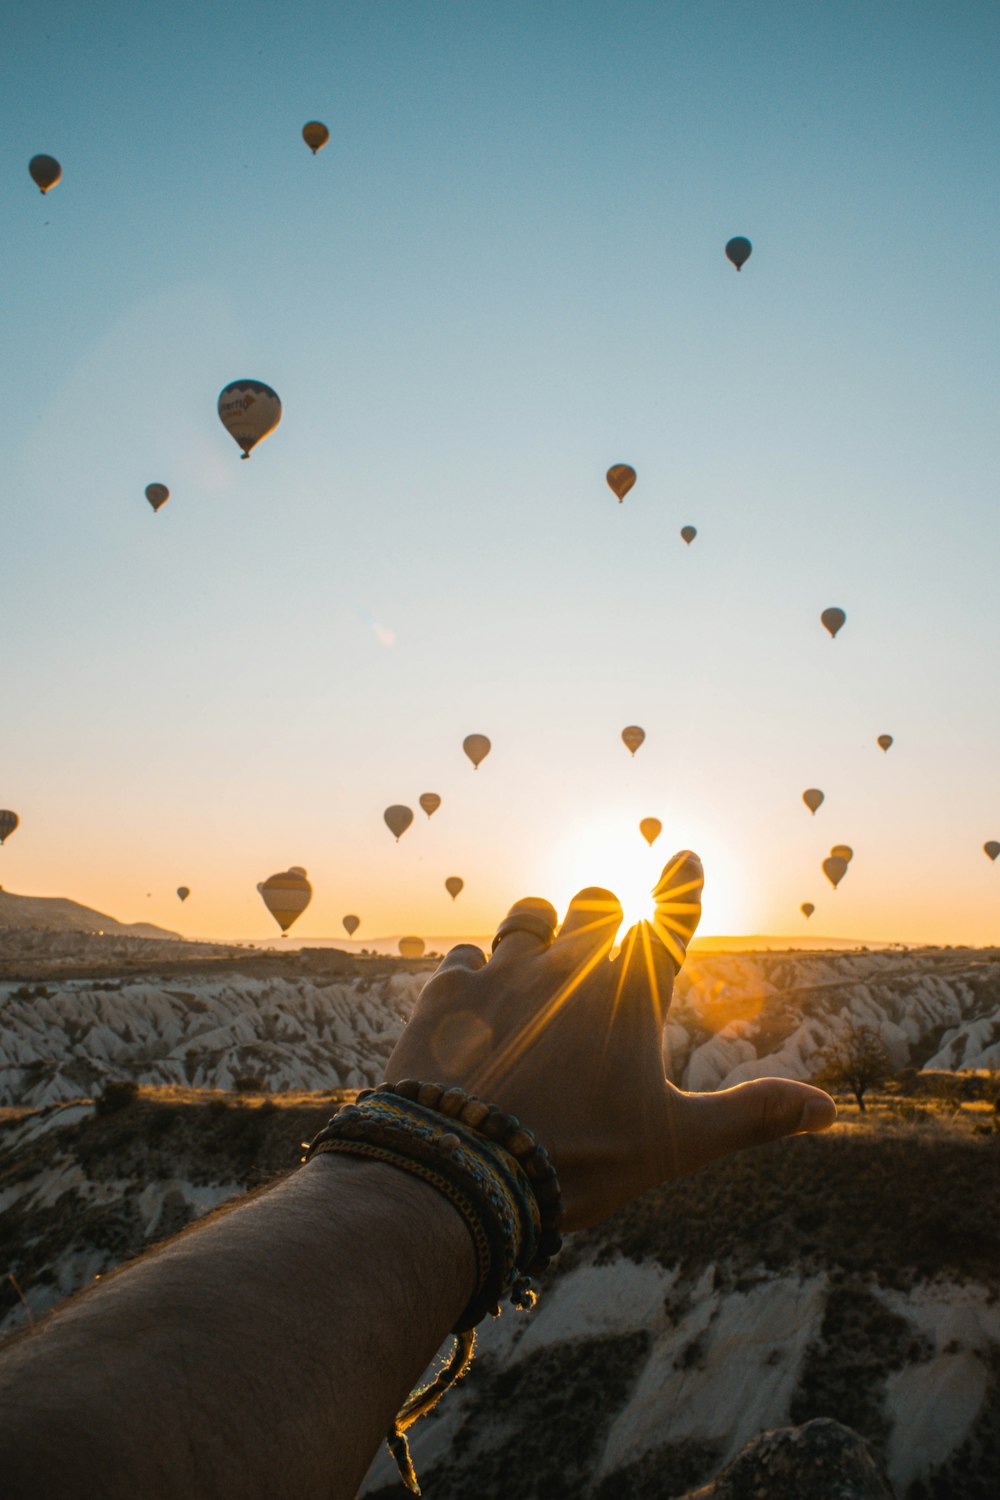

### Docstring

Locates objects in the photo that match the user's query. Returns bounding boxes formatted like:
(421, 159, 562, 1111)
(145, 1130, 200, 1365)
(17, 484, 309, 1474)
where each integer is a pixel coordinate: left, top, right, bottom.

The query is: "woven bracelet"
(303, 1080, 563, 1494)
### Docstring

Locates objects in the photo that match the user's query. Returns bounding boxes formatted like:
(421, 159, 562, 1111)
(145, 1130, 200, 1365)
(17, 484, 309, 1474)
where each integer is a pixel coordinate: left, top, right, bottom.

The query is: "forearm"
(0, 1155, 475, 1500)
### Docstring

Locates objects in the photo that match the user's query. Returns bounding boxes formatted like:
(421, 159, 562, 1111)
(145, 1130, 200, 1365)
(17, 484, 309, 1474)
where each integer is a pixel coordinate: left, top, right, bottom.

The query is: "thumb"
(676, 1078, 837, 1173)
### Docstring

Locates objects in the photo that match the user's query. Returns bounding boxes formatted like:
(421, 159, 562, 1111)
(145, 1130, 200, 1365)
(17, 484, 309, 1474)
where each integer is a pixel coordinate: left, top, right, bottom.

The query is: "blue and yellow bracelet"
(304, 1080, 563, 1493)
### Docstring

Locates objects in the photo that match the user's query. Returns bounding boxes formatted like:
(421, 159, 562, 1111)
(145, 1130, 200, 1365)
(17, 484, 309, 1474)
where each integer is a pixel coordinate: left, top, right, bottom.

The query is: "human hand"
(386, 851, 836, 1230)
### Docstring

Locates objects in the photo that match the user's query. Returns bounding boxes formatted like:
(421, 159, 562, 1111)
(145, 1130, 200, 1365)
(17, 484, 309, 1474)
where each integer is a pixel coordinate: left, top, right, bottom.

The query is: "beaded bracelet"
(303, 1080, 563, 1494)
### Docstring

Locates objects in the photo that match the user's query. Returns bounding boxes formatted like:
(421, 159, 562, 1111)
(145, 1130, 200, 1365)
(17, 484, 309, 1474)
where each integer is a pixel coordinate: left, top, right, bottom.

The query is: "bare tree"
(814, 1023, 891, 1113)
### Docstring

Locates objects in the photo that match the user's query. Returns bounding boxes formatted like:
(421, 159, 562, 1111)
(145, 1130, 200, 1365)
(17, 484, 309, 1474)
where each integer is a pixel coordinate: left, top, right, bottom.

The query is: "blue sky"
(3, 1, 999, 943)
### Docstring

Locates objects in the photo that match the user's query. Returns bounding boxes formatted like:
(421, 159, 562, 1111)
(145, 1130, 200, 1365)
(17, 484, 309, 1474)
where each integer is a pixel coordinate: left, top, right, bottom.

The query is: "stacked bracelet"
(303, 1080, 563, 1494)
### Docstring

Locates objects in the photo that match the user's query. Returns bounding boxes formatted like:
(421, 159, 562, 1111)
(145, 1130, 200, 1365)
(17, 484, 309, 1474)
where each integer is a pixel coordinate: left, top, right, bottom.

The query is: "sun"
(541, 817, 668, 939)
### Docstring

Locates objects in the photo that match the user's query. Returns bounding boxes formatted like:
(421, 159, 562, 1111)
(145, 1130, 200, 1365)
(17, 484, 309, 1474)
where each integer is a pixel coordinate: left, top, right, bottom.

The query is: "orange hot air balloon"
(217, 379, 282, 459)
(342, 914, 360, 936)
(29, 155, 61, 193)
(384, 805, 414, 841)
(725, 236, 752, 270)
(444, 876, 464, 900)
(145, 484, 169, 513)
(984, 842, 1000, 862)
(463, 734, 491, 769)
(821, 607, 846, 639)
(176, 887, 190, 902)
(419, 793, 441, 817)
(398, 936, 426, 959)
(877, 735, 893, 752)
(639, 817, 662, 847)
(0, 811, 19, 845)
(823, 856, 848, 889)
(302, 121, 330, 154)
(259, 869, 312, 934)
(800, 902, 815, 919)
(830, 845, 853, 864)
(680, 526, 697, 545)
(803, 789, 824, 815)
(606, 465, 636, 503)
(621, 725, 645, 756)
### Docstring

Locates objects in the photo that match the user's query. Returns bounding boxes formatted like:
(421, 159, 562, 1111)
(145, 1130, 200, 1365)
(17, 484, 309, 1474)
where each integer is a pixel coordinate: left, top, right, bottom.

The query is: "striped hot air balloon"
(258, 869, 312, 934)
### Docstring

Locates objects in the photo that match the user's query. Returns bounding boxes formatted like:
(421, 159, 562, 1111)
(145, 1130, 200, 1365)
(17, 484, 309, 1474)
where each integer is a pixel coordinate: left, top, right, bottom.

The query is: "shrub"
(95, 1079, 140, 1115)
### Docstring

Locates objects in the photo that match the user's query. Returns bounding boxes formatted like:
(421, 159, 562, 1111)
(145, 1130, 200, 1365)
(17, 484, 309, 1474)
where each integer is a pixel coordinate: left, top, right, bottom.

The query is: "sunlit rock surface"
(2, 944, 998, 1108)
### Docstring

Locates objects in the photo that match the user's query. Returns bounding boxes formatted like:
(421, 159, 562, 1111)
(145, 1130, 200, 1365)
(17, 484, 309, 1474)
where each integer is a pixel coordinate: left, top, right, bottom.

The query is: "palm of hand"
(387, 851, 835, 1230)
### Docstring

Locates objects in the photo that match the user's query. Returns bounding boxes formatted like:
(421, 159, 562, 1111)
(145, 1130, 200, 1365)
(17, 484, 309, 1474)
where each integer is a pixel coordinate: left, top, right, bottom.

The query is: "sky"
(2, 0, 999, 946)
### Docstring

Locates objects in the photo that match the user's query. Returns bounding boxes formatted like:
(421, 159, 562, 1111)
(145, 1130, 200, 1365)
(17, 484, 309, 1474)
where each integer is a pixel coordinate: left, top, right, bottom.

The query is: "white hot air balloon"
(217, 380, 282, 459)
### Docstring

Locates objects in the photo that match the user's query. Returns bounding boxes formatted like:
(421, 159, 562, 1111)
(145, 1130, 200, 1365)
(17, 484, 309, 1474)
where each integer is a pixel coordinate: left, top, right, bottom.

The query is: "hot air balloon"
(176, 887, 190, 902)
(877, 735, 893, 752)
(259, 869, 312, 934)
(419, 793, 441, 818)
(821, 607, 846, 639)
(217, 380, 282, 459)
(384, 805, 414, 841)
(399, 936, 426, 959)
(463, 734, 491, 770)
(984, 842, 1000, 863)
(0, 811, 19, 845)
(287, 866, 308, 878)
(830, 845, 853, 864)
(680, 526, 697, 545)
(621, 725, 645, 756)
(639, 817, 662, 847)
(725, 236, 752, 271)
(823, 856, 847, 889)
(803, 789, 824, 815)
(302, 121, 330, 154)
(445, 876, 464, 900)
(800, 902, 815, 919)
(606, 465, 636, 503)
(29, 155, 61, 193)
(342, 914, 360, 936)
(145, 483, 169, 513)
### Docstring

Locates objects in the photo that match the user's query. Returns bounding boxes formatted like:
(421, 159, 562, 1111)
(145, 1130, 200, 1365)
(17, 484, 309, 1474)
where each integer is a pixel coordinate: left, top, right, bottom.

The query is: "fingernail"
(801, 1097, 836, 1131)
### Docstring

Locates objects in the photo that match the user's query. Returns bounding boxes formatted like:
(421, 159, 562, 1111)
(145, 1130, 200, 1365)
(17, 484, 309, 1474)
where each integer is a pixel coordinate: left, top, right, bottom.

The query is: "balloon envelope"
(145, 484, 169, 512)
(217, 379, 282, 458)
(680, 526, 697, 545)
(830, 845, 854, 864)
(639, 817, 662, 847)
(384, 805, 414, 841)
(725, 236, 752, 270)
(463, 734, 491, 769)
(823, 856, 848, 889)
(29, 155, 61, 193)
(419, 793, 441, 817)
(0, 811, 19, 845)
(445, 876, 464, 900)
(877, 735, 893, 752)
(259, 869, 312, 932)
(302, 121, 330, 154)
(287, 866, 308, 878)
(398, 936, 426, 959)
(176, 887, 190, 902)
(342, 914, 360, 936)
(621, 725, 645, 756)
(800, 903, 815, 918)
(803, 788, 824, 815)
(606, 464, 636, 503)
(984, 842, 1000, 863)
(821, 607, 846, 639)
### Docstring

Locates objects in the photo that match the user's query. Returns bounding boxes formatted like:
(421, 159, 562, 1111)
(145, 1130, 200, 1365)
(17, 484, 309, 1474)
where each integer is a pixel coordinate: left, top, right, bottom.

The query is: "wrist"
(303, 1152, 478, 1320)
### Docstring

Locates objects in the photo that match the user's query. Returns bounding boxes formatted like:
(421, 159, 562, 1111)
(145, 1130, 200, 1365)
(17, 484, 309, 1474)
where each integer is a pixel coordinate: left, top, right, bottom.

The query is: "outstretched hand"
(387, 851, 836, 1230)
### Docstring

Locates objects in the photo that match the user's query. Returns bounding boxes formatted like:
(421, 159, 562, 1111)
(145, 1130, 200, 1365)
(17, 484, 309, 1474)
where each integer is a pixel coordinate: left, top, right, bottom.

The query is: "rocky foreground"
(0, 1092, 995, 1499)
(1, 939, 998, 1109)
(1, 936, 998, 1497)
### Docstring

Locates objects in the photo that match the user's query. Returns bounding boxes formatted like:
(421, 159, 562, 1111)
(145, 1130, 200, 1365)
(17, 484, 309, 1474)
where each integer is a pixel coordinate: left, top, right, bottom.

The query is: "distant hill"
(0, 888, 178, 940)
